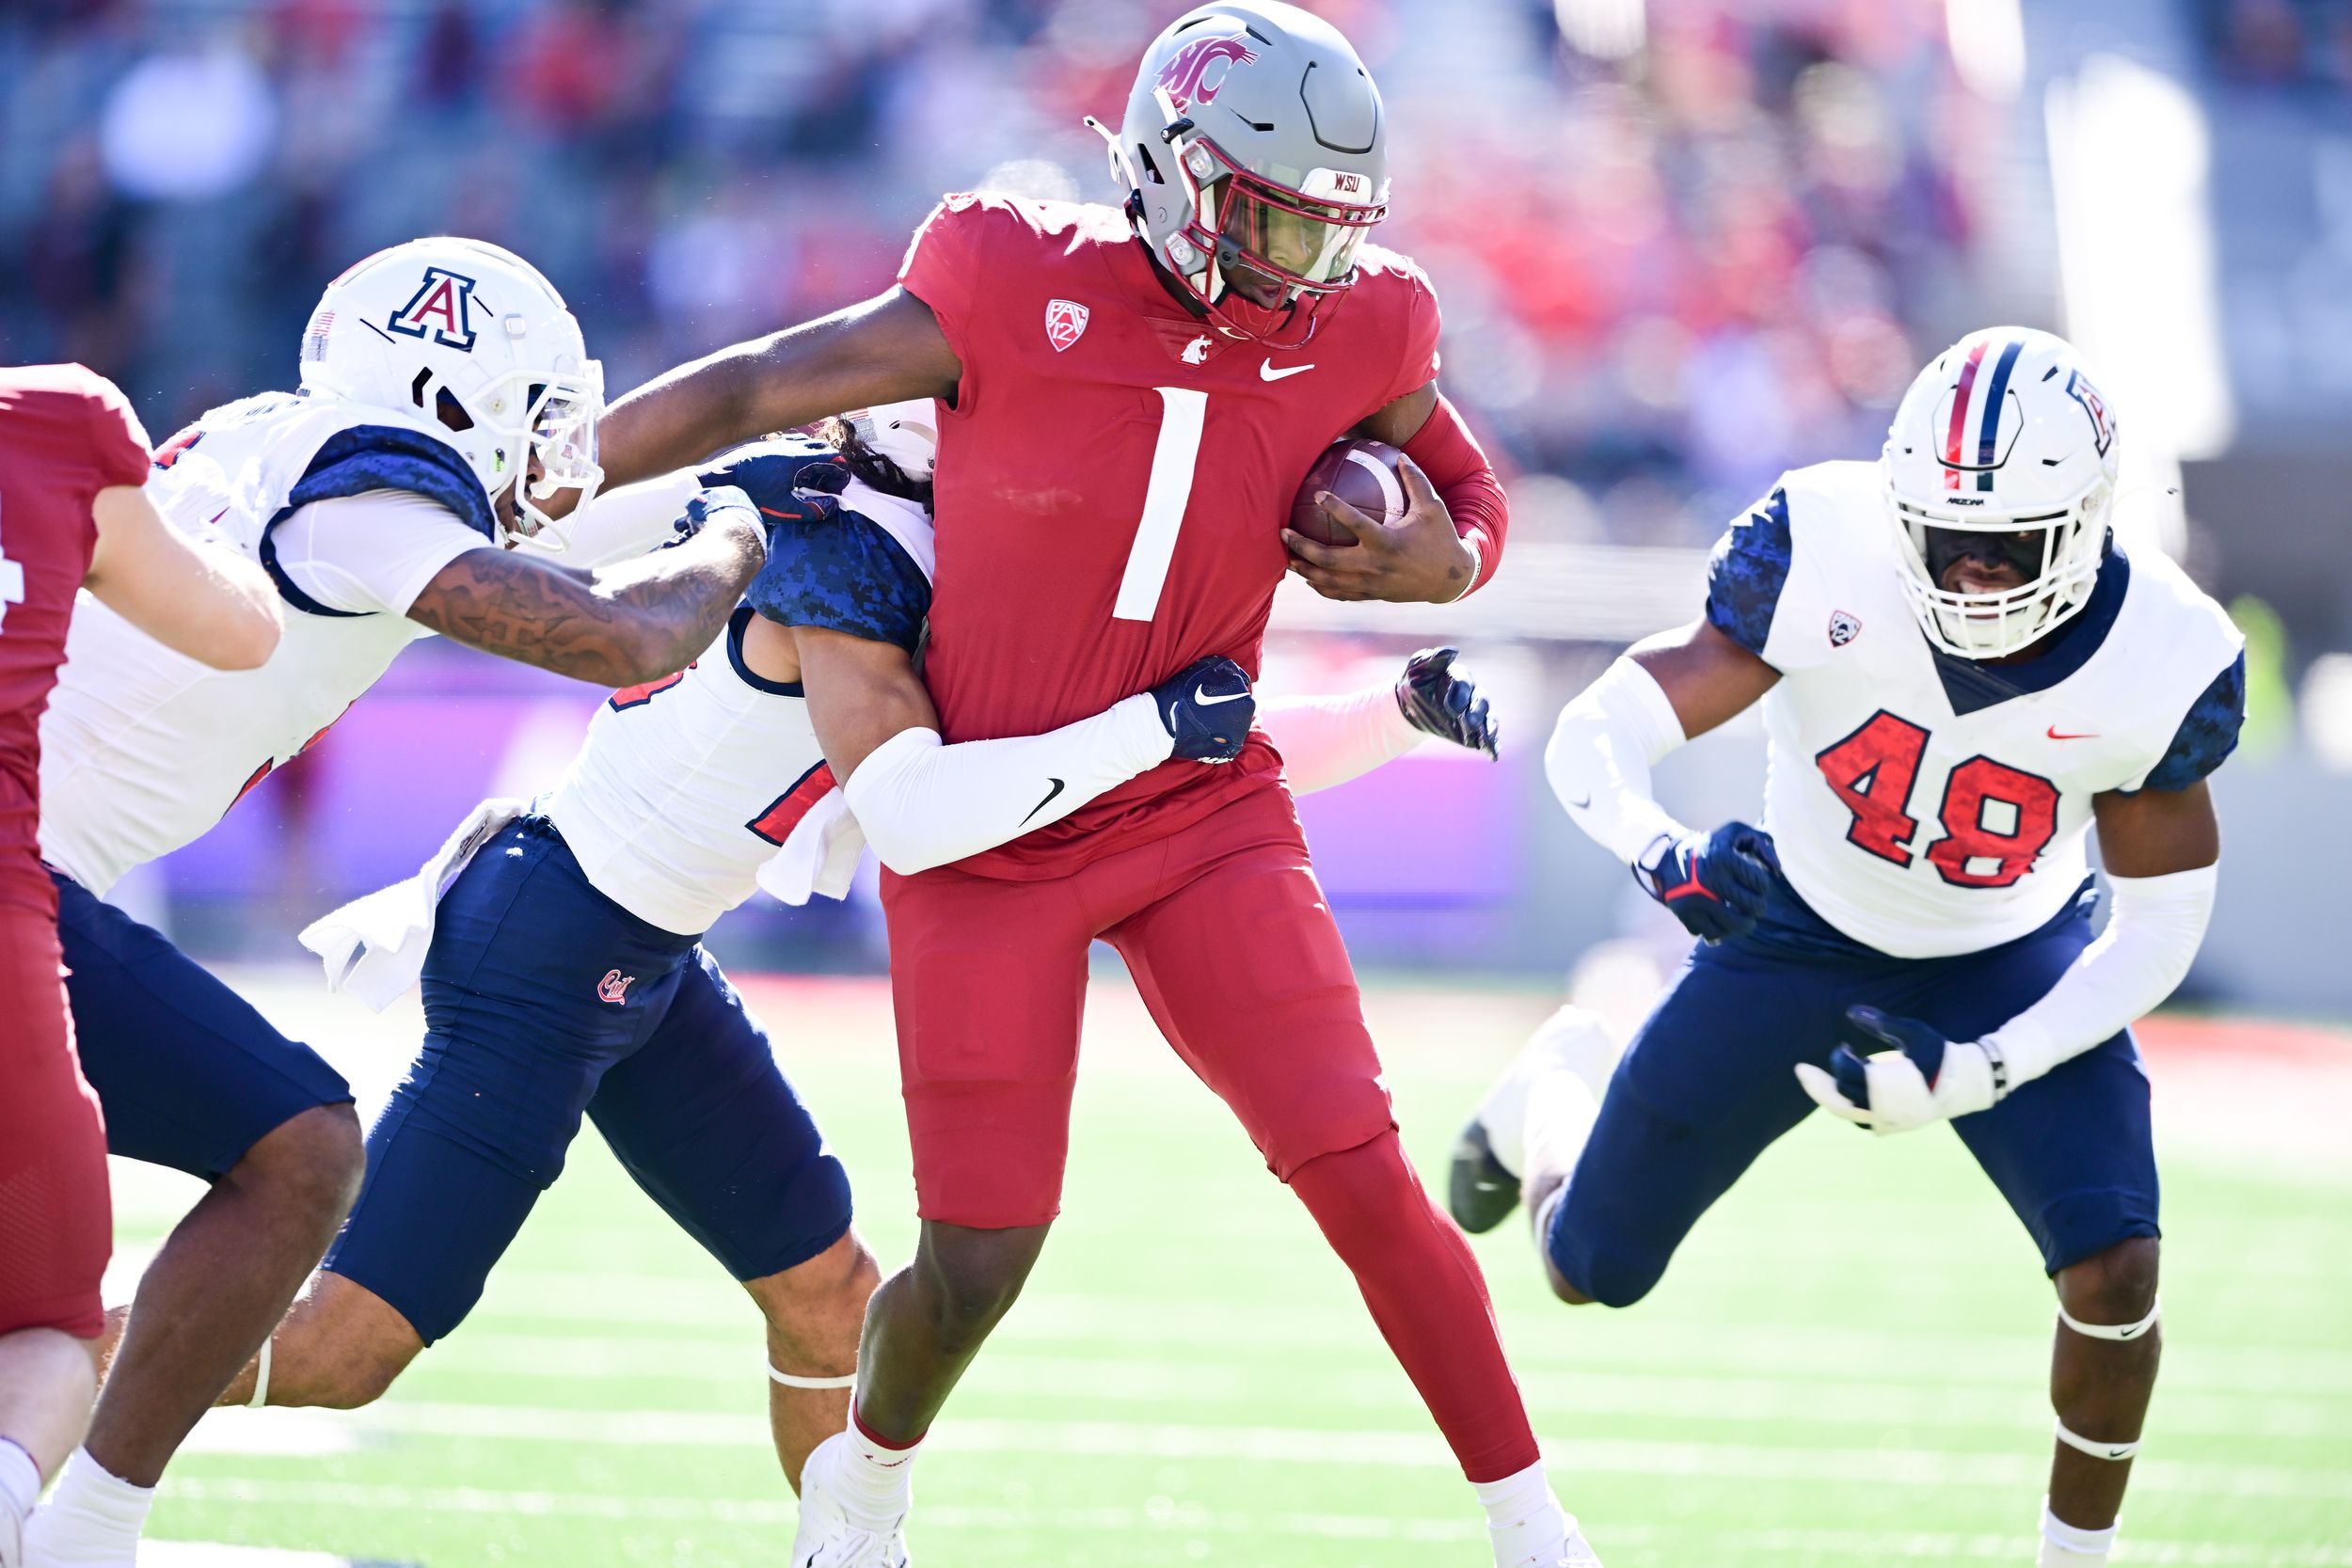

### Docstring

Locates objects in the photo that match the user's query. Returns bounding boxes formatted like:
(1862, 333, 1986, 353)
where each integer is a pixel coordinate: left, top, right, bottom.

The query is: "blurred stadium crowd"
(2, 0, 2011, 547)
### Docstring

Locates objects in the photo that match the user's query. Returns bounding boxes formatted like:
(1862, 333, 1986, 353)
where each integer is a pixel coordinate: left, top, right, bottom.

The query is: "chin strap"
(769, 1362, 857, 1391)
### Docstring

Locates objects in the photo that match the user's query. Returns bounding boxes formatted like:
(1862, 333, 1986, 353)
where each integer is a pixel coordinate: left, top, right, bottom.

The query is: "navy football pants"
(324, 816, 850, 1343)
(1546, 905, 2158, 1305)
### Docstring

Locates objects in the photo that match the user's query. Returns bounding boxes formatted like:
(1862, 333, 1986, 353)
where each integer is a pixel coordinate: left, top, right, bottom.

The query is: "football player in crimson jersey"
(0, 363, 280, 1568)
(579, 5, 1598, 1563)
(1456, 330, 2241, 1568)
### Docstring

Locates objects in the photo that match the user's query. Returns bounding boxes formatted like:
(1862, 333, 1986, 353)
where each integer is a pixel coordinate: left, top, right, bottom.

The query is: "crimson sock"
(1287, 1132, 1541, 1482)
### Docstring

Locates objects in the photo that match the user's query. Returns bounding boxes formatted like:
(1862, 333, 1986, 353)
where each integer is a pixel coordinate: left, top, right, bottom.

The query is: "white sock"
(2037, 1500, 2118, 1567)
(1473, 1460, 1566, 1568)
(834, 1413, 917, 1528)
(1519, 1068, 1601, 1194)
(0, 1438, 41, 1539)
(21, 1448, 152, 1567)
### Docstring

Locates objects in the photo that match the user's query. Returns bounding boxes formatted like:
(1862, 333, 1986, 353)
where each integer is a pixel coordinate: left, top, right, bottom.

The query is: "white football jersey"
(543, 480, 935, 937)
(40, 391, 493, 895)
(1716, 461, 2243, 959)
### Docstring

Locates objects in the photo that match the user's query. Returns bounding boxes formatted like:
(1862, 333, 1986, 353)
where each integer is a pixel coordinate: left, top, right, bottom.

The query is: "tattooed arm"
(406, 504, 766, 686)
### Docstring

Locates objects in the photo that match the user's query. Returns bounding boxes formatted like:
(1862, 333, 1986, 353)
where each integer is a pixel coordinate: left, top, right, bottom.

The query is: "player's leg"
(585, 949, 869, 1491)
(0, 909, 111, 1566)
(1509, 941, 1837, 1309)
(804, 864, 1090, 1552)
(1101, 787, 1581, 1566)
(248, 818, 701, 1412)
(29, 875, 361, 1568)
(1915, 921, 2162, 1567)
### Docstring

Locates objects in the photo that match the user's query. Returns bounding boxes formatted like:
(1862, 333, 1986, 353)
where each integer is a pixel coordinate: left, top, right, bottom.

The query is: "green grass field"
(108, 972, 2352, 1566)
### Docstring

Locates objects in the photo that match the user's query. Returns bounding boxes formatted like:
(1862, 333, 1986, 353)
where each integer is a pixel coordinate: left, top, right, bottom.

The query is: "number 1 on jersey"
(1111, 388, 1208, 623)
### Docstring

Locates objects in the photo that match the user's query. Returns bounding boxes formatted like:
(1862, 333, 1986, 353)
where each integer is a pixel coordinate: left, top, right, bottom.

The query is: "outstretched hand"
(1395, 646, 1499, 759)
(1281, 458, 1479, 604)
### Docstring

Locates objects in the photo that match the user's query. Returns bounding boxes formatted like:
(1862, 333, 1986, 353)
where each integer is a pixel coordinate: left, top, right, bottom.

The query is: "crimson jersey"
(899, 193, 1442, 876)
(0, 365, 150, 912)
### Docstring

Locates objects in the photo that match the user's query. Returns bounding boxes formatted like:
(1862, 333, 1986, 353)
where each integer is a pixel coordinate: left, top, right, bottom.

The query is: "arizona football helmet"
(1090, 1, 1389, 346)
(298, 237, 603, 547)
(844, 398, 939, 482)
(1882, 326, 2121, 659)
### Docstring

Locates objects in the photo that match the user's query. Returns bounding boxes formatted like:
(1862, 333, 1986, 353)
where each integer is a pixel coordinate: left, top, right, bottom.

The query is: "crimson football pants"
(0, 902, 110, 1339)
(881, 782, 1541, 1481)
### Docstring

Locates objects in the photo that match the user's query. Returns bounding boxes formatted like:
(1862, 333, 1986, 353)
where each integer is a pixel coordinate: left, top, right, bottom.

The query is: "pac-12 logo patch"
(596, 969, 634, 1005)
(2065, 369, 2115, 456)
(388, 267, 479, 352)
(1828, 610, 1863, 647)
(1154, 33, 1259, 113)
(1044, 298, 1089, 353)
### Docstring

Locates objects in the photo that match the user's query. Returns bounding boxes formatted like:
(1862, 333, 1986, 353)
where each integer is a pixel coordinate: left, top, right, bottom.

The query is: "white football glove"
(1795, 1005, 2006, 1135)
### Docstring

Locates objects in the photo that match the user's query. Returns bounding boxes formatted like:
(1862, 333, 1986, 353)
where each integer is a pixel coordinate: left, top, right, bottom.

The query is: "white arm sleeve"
(538, 469, 706, 568)
(271, 491, 491, 615)
(1543, 656, 1692, 865)
(1980, 863, 2217, 1088)
(842, 695, 1175, 876)
(1260, 685, 1424, 795)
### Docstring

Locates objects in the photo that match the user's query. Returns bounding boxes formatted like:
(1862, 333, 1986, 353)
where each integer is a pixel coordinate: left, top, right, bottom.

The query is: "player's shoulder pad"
(2113, 549, 2249, 793)
(288, 422, 496, 540)
(914, 190, 1120, 255)
(744, 483, 932, 656)
(697, 435, 848, 516)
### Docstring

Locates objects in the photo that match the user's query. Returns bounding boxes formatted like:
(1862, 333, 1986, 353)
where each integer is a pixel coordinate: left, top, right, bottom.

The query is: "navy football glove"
(1633, 820, 1776, 943)
(1395, 646, 1498, 760)
(1153, 656, 1255, 763)
(696, 448, 850, 552)
(1795, 1005, 2004, 1134)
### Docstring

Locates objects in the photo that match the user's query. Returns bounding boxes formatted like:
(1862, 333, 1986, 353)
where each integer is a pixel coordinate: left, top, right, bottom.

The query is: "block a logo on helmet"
(298, 236, 605, 552)
(387, 268, 479, 352)
(1881, 325, 2122, 660)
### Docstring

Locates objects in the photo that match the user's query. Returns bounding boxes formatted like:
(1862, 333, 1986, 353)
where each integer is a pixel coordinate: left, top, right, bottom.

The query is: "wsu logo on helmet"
(1154, 33, 1259, 113)
(387, 267, 479, 352)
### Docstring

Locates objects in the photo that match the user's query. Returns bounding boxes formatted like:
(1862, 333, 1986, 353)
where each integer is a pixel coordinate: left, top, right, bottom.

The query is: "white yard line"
(399, 1332, 2350, 1440)
(151, 1484, 2352, 1566)
(179, 1400, 2352, 1501)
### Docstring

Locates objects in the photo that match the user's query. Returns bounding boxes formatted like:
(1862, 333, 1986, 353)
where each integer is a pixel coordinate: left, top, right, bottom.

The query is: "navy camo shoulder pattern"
(2134, 648, 2248, 792)
(1704, 487, 1795, 661)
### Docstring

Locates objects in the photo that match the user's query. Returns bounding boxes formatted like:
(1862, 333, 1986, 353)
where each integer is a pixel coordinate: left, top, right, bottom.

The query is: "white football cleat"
(1449, 1005, 1618, 1233)
(1555, 1519, 1605, 1566)
(790, 1433, 910, 1568)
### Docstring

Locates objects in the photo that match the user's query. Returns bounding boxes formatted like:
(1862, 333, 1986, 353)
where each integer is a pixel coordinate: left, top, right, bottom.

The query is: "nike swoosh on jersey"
(2045, 726, 2100, 740)
(1258, 360, 1314, 381)
(1195, 686, 1250, 705)
(1020, 777, 1066, 826)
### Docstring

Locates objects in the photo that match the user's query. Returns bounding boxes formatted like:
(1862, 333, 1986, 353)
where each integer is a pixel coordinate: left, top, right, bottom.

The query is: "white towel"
(754, 785, 867, 907)
(298, 798, 529, 1011)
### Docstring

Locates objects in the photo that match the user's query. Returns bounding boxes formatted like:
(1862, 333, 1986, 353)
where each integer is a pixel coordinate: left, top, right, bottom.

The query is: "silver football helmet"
(1882, 327, 2121, 659)
(1089, 1, 1389, 346)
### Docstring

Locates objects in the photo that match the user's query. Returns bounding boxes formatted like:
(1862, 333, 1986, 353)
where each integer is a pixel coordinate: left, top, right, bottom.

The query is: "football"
(1288, 437, 1410, 547)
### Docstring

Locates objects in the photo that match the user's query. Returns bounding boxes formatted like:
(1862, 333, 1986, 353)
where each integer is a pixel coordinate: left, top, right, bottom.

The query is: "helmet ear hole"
(434, 388, 475, 433)
(1135, 144, 1165, 185)
(409, 368, 433, 409)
